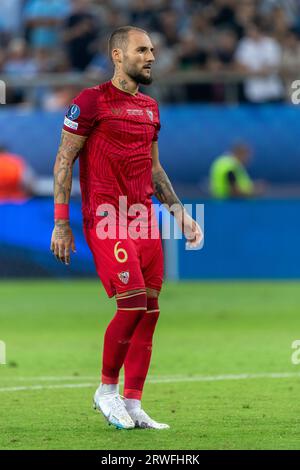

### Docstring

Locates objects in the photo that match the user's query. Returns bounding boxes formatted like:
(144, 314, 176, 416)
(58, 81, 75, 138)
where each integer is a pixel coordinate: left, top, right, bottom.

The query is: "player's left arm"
(151, 141, 203, 248)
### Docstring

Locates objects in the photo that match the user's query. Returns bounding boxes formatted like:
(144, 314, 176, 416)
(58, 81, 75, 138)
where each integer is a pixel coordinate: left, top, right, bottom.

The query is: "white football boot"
(93, 385, 135, 430)
(125, 401, 170, 430)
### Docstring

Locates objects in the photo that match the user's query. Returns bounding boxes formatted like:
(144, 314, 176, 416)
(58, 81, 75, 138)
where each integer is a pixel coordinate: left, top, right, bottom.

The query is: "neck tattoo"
(119, 79, 128, 91)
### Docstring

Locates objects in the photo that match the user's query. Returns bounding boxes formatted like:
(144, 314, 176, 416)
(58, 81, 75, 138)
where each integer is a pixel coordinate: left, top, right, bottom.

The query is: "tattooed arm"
(50, 130, 87, 264)
(151, 142, 203, 248)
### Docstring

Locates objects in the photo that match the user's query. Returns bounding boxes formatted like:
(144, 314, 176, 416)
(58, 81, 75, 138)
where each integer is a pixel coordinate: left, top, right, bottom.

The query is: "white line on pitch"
(0, 376, 96, 382)
(0, 383, 94, 392)
(0, 374, 197, 382)
(1, 371, 300, 392)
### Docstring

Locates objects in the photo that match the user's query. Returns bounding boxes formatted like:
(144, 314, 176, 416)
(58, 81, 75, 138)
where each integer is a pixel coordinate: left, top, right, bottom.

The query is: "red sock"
(124, 297, 160, 399)
(101, 292, 147, 384)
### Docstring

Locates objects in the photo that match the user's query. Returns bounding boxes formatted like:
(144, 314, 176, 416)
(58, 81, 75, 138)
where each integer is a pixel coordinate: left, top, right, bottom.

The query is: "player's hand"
(50, 221, 76, 265)
(176, 211, 203, 249)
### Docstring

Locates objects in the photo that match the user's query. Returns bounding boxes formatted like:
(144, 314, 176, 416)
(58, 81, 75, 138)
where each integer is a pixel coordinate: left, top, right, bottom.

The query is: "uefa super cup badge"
(66, 104, 81, 121)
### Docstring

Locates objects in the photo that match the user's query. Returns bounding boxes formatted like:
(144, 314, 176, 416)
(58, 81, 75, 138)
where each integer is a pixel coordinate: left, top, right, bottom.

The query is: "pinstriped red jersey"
(63, 80, 161, 228)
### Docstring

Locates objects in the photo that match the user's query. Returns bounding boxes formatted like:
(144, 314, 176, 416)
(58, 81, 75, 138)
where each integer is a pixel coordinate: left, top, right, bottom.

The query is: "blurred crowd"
(1, 0, 300, 105)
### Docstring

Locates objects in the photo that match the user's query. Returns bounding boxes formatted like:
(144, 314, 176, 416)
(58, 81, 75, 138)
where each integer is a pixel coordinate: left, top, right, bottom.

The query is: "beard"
(125, 63, 153, 85)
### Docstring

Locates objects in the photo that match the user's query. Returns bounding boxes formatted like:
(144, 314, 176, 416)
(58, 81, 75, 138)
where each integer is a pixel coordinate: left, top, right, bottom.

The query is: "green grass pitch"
(1, 280, 300, 450)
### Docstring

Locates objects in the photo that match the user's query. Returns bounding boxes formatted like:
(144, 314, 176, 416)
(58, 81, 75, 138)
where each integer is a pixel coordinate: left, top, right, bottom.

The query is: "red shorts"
(84, 226, 164, 298)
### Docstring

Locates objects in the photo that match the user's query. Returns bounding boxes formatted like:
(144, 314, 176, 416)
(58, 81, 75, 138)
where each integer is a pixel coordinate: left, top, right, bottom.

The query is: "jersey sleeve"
(63, 88, 99, 137)
(152, 102, 161, 142)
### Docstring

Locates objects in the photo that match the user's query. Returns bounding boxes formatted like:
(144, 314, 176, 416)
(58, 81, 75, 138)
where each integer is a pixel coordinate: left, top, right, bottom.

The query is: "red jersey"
(63, 80, 161, 228)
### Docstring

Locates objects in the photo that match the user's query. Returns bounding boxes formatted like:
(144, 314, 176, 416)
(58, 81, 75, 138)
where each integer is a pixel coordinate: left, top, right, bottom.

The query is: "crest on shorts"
(146, 109, 153, 121)
(118, 271, 130, 284)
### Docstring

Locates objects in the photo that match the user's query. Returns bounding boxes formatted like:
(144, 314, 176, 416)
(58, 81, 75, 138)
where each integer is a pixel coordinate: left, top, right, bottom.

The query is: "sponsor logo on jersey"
(127, 109, 143, 116)
(64, 117, 79, 130)
(66, 104, 80, 121)
(146, 109, 153, 121)
(118, 271, 130, 284)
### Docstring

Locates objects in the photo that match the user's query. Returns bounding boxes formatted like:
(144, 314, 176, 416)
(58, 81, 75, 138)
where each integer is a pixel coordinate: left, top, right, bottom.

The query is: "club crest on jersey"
(111, 107, 122, 115)
(146, 109, 153, 121)
(66, 104, 80, 121)
(118, 271, 130, 284)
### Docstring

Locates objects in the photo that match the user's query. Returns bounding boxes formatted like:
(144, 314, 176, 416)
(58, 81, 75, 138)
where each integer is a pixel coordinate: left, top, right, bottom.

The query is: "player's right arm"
(50, 129, 87, 265)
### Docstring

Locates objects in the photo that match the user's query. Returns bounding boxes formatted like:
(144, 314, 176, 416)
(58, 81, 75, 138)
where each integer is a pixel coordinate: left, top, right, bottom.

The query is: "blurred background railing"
(1, 69, 300, 104)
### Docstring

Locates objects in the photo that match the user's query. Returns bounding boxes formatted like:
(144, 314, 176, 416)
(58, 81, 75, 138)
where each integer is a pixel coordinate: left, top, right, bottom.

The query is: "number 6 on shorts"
(114, 241, 128, 263)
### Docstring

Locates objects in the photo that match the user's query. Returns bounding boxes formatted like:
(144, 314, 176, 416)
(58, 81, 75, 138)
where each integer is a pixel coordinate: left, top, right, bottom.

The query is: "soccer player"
(51, 26, 202, 430)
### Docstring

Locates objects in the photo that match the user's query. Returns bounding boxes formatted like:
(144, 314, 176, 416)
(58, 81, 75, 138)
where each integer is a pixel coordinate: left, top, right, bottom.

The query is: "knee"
(146, 287, 160, 298)
(146, 288, 160, 313)
(116, 289, 147, 311)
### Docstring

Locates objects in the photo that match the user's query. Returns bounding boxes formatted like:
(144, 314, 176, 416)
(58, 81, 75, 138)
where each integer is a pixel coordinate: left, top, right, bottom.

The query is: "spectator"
(62, 0, 99, 71)
(2, 39, 38, 105)
(0, 48, 5, 71)
(260, 0, 299, 26)
(151, 32, 178, 77)
(176, 32, 210, 101)
(281, 29, 300, 100)
(0, 145, 36, 201)
(155, 9, 182, 47)
(212, 0, 237, 30)
(281, 29, 300, 72)
(146, 31, 178, 102)
(268, 6, 290, 42)
(206, 29, 238, 102)
(32, 47, 67, 73)
(2, 38, 38, 77)
(0, 0, 23, 37)
(1, 0, 300, 104)
(188, 10, 217, 54)
(235, 19, 285, 103)
(177, 32, 207, 69)
(234, 1, 257, 38)
(209, 142, 265, 199)
(24, 0, 70, 49)
(85, 37, 113, 80)
(95, 7, 130, 41)
(208, 29, 238, 69)
(42, 85, 80, 111)
(128, 0, 158, 31)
